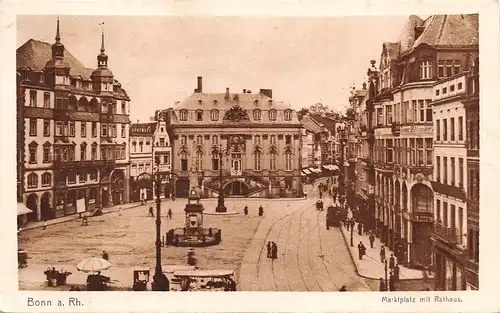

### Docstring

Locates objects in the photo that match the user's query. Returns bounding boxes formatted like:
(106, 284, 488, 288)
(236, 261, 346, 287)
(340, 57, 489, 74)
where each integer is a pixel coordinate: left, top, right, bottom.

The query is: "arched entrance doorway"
(40, 192, 52, 220)
(26, 193, 38, 222)
(410, 183, 434, 268)
(135, 172, 153, 201)
(111, 169, 125, 205)
(223, 181, 250, 196)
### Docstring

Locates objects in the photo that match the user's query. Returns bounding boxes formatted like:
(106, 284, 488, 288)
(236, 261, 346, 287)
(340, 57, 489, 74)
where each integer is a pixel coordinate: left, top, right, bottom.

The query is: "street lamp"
(151, 159, 169, 291)
(215, 144, 228, 213)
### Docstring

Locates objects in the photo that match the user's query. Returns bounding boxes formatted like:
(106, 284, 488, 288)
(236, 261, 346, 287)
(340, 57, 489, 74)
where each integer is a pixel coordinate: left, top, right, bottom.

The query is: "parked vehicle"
(326, 205, 342, 229)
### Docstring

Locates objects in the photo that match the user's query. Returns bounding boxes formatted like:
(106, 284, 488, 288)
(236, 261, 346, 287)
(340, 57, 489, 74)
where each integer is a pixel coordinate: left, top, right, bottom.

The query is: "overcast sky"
(17, 15, 409, 122)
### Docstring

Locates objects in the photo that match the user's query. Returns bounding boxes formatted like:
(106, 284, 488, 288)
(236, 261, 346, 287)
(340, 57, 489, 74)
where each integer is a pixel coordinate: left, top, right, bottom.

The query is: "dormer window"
(269, 109, 277, 121)
(284, 109, 292, 121)
(179, 109, 188, 121)
(195, 110, 203, 121)
(198, 100, 204, 106)
(268, 100, 273, 106)
(254, 100, 259, 106)
(121, 101, 126, 114)
(253, 109, 261, 121)
(213, 100, 218, 106)
(210, 109, 219, 121)
(420, 60, 432, 79)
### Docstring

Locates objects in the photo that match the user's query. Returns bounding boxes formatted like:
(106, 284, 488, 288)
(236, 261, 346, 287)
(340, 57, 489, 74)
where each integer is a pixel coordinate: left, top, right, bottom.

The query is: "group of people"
(266, 241, 278, 259)
(243, 205, 264, 216)
(379, 247, 400, 291)
(148, 206, 173, 219)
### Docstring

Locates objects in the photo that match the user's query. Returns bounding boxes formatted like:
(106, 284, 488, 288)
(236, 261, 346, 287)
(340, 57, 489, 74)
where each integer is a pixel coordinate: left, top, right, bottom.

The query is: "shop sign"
(400, 125, 433, 136)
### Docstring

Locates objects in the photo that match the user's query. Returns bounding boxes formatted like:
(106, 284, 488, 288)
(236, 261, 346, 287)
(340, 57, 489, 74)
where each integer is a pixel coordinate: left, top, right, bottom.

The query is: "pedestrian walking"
(266, 241, 272, 258)
(102, 250, 109, 261)
(42, 220, 47, 230)
(357, 241, 366, 260)
(118, 207, 122, 216)
(168, 208, 172, 219)
(379, 278, 387, 291)
(149, 206, 154, 217)
(389, 271, 396, 291)
(369, 233, 375, 248)
(350, 219, 356, 232)
(357, 221, 363, 236)
(380, 246, 386, 262)
(258, 206, 264, 217)
(389, 253, 395, 270)
(244, 206, 248, 215)
(271, 242, 278, 259)
(393, 264, 400, 281)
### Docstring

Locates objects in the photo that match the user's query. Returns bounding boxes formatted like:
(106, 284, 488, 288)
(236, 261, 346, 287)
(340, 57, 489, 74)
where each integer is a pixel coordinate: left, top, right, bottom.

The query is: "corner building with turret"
(16, 19, 131, 222)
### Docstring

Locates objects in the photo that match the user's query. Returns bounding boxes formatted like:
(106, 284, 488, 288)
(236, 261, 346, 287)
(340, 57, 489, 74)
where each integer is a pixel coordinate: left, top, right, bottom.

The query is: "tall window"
(270, 135, 277, 145)
(402, 101, 409, 123)
(43, 120, 50, 136)
(418, 100, 425, 122)
(29, 144, 37, 163)
(420, 60, 431, 79)
(254, 135, 261, 145)
(195, 110, 203, 121)
(41, 173, 51, 186)
(211, 152, 219, 170)
(121, 124, 126, 138)
(450, 117, 455, 141)
(401, 139, 407, 166)
(253, 109, 261, 121)
(101, 124, 108, 137)
(196, 135, 203, 145)
(443, 157, 448, 184)
(285, 135, 292, 145)
(180, 135, 187, 145)
(436, 156, 441, 182)
(27, 173, 38, 188)
(270, 152, 277, 171)
(91, 145, 97, 160)
(29, 90, 37, 107)
(393, 103, 400, 123)
(285, 152, 292, 171)
(112, 125, 117, 137)
(416, 138, 424, 165)
(212, 135, 219, 146)
(451, 157, 456, 185)
(210, 109, 219, 121)
(29, 119, 37, 136)
(269, 109, 277, 121)
(410, 138, 416, 166)
(376, 108, 383, 125)
(446, 60, 453, 77)
(180, 152, 188, 171)
(80, 144, 87, 161)
(43, 146, 50, 163)
(443, 202, 448, 226)
(443, 119, 448, 141)
(92, 122, 97, 137)
(69, 121, 75, 137)
(436, 200, 441, 222)
(81, 122, 86, 137)
(425, 138, 433, 165)
(387, 139, 394, 163)
(438, 60, 445, 78)
(196, 151, 203, 170)
(458, 116, 463, 141)
(254, 151, 261, 171)
(386, 105, 393, 125)
(160, 138, 165, 146)
(179, 110, 188, 121)
(284, 110, 292, 121)
(426, 99, 433, 122)
(459, 158, 464, 187)
(412, 100, 418, 122)
(436, 119, 440, 141)
(458, 207, 464, 244)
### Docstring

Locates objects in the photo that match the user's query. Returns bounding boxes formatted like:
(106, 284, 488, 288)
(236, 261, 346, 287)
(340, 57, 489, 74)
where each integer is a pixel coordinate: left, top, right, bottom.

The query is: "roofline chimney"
(197, 76, 202, 93)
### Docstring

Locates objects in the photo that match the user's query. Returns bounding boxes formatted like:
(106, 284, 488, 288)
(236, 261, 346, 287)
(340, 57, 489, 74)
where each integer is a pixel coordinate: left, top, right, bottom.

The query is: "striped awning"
(17, 203, 31, 216)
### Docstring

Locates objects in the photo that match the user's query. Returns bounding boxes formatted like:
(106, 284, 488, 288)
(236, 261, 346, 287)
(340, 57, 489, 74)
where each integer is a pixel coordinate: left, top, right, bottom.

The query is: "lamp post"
(215, 144, 228, 213)
(151, 159, 169, 291)
(350, 220, 354, 247)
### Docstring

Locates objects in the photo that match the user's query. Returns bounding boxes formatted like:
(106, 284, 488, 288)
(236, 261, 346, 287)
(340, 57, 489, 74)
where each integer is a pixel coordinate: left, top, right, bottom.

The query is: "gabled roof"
(130, 122, 157, 135)
(17, 39, 94, 79)
(300, 114, 325, 134)
(397, 15, 425, 53)
(310, 114, 337, 133)
(412, 14, 479, 48)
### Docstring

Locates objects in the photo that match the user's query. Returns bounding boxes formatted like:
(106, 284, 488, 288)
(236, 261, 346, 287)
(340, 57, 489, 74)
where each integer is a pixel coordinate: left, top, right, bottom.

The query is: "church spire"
(51, 17, 65, 59)
(97, 22, 108, 68)
(55, 17, 61, 43)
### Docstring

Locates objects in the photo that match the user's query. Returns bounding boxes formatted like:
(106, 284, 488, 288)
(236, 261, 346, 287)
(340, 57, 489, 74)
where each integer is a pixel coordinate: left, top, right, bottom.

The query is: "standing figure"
(258, 206, 264, 217)
(271, 242, 278, 259)
(42, 220, 47, 230)
(357, 241, 366, 260)
(369, 233, 375, 248)
(389, 254, 395, 270)
(357, 221, 363, 236)
(149, 206, 154, 217)
(380, 246, 386, 262)
(266, 241, 272, 258)
(167, 208, 172, 219)
(244, 206, 248, 215)
(379, 278, 387, 291)
(389, 270, 396, 291)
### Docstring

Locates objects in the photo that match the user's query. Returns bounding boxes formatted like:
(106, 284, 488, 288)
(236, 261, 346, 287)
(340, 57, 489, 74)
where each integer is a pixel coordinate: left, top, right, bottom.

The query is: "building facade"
(364, 14, 478, 269)
(166, 77, 303, 198)
(16, 20, 131, 221)
(464, 58, 479, 290)
(431, 71, 470, 290)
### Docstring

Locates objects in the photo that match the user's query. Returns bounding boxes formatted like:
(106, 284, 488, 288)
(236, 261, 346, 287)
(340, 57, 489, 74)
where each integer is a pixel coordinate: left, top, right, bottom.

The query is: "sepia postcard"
(0, 0, 499, 312)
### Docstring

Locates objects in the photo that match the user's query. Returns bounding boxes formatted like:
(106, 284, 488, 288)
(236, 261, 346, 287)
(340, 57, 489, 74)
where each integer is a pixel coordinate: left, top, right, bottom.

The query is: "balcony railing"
(433, 223, 459, 244)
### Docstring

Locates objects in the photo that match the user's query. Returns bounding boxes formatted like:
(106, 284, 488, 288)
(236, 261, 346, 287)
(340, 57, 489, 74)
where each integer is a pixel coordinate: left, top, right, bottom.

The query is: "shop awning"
(302, 169, 311, 175)
(17, 203, 31, 216)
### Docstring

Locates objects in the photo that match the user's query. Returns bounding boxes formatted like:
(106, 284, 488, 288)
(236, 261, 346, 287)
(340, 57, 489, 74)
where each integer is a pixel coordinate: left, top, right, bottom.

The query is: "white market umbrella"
(76, 257, 112, 273)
